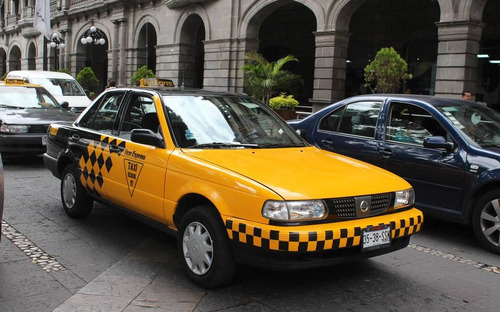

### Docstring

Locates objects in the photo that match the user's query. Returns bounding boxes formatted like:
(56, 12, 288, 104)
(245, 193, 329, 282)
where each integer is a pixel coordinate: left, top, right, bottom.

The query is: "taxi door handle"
(109, 145, 120, 153)
(71, 134, 80, 143)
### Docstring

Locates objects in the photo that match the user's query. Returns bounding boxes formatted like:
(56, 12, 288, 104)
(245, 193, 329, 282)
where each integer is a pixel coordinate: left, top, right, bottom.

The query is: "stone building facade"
(0, 0, 499, 111)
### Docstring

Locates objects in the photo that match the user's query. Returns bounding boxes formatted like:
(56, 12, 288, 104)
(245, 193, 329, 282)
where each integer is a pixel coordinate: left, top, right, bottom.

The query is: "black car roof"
(344, 94, 482, 108)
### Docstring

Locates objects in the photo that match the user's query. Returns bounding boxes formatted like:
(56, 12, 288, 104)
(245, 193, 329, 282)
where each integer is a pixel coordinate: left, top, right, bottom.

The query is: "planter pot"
(273, 108, 296, 120)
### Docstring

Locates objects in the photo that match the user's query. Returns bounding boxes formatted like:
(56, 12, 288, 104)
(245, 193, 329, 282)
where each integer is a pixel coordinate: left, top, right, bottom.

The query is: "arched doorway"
(179, 15, 205, 88)
(80, 27, 109, 92)
(0, 49, 6, 75)
(477, 0, 500, 108)
(8, 46, 21, 71)
(137, 23, 157, 74)
(258, 2, 316, 106)
(27, 43, 36, 69)
(346, 0, 440, 96)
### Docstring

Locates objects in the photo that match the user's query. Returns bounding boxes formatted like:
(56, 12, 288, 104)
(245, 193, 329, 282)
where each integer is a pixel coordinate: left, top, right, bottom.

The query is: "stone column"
(110, 18, 122, 83)
(203, 39, 232, 92)
(232, 38, 259, 93)
(434, 20, 484, 100)
(311, 30, 350, 112)
(118, 19, 127, 86)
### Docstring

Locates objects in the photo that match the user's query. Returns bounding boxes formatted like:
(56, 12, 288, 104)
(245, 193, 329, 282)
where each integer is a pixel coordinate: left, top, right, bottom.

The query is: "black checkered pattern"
(78, 135, 126, 196)
(226, 212, 423, 252)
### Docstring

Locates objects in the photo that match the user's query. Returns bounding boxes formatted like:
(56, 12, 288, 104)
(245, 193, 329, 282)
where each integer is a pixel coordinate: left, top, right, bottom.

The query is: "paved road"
(1, 156, 499, 312)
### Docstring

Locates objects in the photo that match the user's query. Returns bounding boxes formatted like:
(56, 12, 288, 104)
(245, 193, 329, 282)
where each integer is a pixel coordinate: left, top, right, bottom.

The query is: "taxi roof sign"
(4, 78, 27, 85)
(140, 78, 175, 88)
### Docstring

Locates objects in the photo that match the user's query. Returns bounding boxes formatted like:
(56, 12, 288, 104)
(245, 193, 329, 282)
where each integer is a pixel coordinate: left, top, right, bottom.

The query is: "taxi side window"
(118, 94, 159, 140)
(386, 102, 446, 144)
(319, 101, 382, 138)
(79, 92, 125, 133)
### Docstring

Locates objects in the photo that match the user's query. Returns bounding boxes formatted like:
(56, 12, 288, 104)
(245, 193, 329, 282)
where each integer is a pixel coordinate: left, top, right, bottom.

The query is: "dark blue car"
(289, 94, 500, 254)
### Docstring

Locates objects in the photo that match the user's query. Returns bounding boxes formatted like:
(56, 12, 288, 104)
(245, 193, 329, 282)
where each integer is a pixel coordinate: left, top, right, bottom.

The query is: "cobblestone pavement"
(1, 156, 500, 312)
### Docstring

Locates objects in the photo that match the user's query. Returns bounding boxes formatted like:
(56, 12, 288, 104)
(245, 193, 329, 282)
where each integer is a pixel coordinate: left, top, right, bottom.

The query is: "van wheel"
(178, 206, 237, 288)
(61, 164, 93, 218)
(472, 190, 500, 254)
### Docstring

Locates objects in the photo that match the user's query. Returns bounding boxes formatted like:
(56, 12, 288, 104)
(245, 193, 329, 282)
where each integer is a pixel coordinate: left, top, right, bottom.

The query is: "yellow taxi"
(44, 79, 423, 288)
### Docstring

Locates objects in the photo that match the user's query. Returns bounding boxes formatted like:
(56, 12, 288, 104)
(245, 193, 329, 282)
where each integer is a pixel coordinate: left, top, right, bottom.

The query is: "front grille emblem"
(359, 200, 370, 213)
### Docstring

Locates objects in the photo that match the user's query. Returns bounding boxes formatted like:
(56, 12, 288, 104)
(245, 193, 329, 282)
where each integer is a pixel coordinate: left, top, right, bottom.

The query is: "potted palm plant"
(240, 51, 303, 118)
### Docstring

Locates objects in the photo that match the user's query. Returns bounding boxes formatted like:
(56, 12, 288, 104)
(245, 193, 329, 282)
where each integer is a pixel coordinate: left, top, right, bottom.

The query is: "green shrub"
(269, 93, 299, 109)
(130, 65, 155, 86)
(58, 68, 72, 75)
(76, 67, 99, 92)
(364, 47, 412, 94)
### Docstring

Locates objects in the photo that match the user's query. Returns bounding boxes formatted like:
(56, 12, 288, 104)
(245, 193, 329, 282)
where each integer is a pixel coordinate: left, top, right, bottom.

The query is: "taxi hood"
(183, 146, 411, 200)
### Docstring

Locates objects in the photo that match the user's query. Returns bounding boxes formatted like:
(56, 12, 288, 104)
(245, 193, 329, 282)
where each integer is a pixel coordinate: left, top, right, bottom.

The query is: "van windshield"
(31, 78, 86, 97)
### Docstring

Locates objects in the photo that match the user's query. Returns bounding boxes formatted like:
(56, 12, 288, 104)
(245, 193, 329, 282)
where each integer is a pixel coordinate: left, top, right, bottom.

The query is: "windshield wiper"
(0, 104, 25, 109)
(259, 143, 307, 148)
(189, 142, 259, 149)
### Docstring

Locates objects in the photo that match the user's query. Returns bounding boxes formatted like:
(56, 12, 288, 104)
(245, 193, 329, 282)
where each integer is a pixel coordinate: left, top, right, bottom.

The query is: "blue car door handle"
(379, 148, 392, 157)
(321, 139, 334, 148)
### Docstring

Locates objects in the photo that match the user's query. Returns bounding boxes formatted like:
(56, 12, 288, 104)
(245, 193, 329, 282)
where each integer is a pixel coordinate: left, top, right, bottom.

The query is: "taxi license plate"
(42, 135, 47, 146)
(362, 225, 391, 251)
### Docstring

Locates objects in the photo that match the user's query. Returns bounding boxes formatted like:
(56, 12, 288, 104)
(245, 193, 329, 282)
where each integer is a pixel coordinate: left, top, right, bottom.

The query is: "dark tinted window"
(79, 92, 125, 133)
(319, 101, 382, 138)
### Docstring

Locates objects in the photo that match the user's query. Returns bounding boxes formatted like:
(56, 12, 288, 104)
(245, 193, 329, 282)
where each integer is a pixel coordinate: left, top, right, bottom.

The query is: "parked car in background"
(44, 80, 422, 287)
(0, 78, 78, 155)
(6, 70, 91, 113)
(289, 94, 500, 254)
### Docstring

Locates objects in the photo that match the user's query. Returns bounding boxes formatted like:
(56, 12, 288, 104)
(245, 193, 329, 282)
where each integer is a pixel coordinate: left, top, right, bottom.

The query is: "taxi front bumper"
(225, 207, 423, 269)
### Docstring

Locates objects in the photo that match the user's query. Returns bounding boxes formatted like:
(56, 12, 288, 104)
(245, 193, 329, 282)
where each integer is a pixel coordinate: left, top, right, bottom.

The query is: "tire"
(472, 189, 500, 254)
(60, 164, 93, 218)
(178, 206, 237, 288)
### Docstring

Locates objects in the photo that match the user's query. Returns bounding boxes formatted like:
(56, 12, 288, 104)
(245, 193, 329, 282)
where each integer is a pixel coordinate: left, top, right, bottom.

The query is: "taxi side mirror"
(60, 101, 69, 109)
(131, 129, 165, 148)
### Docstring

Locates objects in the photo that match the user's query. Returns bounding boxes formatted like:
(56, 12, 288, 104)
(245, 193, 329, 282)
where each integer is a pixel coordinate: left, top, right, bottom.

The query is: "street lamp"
(49, 32, 65, 71)
(80, 26, 106, 45)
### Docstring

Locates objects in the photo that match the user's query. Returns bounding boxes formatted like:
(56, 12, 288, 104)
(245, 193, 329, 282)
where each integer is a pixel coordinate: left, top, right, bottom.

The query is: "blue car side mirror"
(423, 136, 454, 152)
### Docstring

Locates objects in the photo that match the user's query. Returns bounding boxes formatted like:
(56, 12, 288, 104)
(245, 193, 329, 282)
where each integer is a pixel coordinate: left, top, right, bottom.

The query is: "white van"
(6, 70, 91, 112)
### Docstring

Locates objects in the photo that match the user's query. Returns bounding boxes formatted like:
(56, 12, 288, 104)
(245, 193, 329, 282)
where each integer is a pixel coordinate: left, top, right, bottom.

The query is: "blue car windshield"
(163, 95, 306, 148)
(437, 105, 500, 147)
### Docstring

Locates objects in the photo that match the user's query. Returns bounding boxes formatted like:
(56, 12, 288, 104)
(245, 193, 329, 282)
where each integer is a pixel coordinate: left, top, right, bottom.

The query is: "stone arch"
(174, 5, 211, 44)
(8, 44, 22, 71)
(74, 23, 110, 92)
(135, 17, 159, 74)
(177, 14, 205, 88)
(0, 48, 7, 75)
(27, 41, 36, 70)
(326, 0, 365, 31)
(437, 0, 487, 21)
(239, 0, 324, 39)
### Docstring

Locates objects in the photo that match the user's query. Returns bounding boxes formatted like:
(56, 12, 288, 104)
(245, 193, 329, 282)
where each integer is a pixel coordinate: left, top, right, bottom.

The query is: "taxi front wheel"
(178, 206, 237, 288)
(61, 164, 93, 218)
(473, 189, 500, 254)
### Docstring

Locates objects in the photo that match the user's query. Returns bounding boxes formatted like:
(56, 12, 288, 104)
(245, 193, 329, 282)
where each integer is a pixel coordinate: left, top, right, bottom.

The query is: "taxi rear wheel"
(473, 189, 500, 254)
(178, 206, 237, 288)
(61, 164, 93, 218)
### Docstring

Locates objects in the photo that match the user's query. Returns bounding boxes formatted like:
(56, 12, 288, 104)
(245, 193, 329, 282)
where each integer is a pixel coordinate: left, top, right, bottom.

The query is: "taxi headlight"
(262, 200, 327, 221)
(0, 124, 29, 134)
(394, 188, 415, 209)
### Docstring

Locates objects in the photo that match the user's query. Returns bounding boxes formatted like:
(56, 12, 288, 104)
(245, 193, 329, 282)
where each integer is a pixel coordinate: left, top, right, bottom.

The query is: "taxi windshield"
(437, 104, 500, 148)
(163, 95, 306, 148)
(0, 86, 60, 109)
(31, 78, 86, 97)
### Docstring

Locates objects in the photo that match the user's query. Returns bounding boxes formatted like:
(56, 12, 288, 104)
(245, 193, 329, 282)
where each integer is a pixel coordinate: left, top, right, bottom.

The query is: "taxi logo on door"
(124, 159, 143, 196)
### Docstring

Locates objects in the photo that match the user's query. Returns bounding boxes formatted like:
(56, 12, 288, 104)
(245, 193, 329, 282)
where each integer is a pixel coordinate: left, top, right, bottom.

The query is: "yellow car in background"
(44, 80, 423, 288)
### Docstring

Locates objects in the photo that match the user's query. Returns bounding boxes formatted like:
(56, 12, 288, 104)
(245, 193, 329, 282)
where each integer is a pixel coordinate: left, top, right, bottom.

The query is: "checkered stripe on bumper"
(226, 212, 422, 252)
